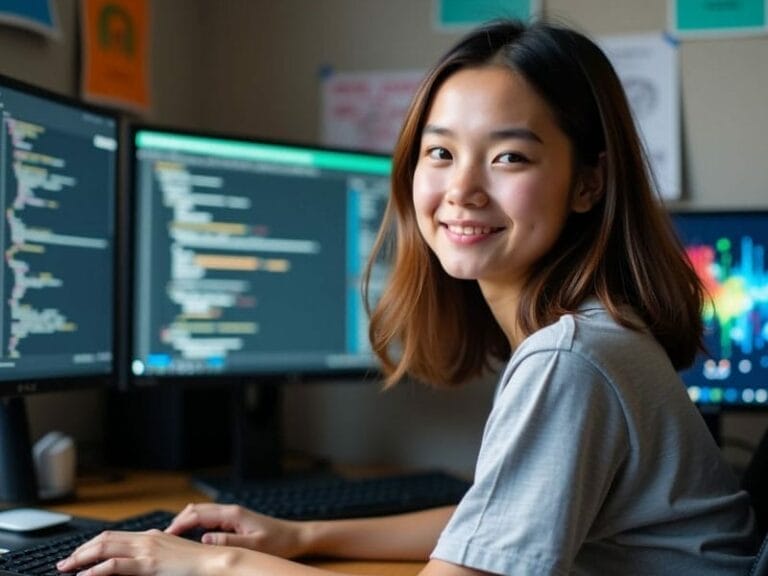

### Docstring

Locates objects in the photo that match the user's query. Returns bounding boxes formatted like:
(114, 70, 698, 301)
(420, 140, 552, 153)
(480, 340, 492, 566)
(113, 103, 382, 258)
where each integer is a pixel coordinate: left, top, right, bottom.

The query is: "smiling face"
(413, 65, 594, 301)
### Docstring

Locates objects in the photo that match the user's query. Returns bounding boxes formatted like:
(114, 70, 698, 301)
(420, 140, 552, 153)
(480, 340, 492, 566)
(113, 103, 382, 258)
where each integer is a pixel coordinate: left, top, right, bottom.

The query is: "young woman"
(59, 19, 757, 576)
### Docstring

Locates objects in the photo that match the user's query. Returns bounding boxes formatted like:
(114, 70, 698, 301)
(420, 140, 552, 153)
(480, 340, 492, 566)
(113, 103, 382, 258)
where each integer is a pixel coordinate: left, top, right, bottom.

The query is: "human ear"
(571, 152, 606, 214)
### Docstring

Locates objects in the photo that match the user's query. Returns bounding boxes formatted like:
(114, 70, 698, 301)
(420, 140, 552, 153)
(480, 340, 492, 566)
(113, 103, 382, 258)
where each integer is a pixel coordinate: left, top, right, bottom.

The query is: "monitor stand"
(0, 397, 39, 505)
(192, 379, 340, 498)
(106, 380, 312, 494)
(230, 381, 283, 481)
(190, 381, 287, 496)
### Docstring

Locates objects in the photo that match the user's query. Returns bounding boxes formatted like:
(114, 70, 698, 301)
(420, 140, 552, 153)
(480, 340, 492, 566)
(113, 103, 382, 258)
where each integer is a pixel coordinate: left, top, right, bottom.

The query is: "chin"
(439, 264, 481, 281)
(446, 273, 477, 281)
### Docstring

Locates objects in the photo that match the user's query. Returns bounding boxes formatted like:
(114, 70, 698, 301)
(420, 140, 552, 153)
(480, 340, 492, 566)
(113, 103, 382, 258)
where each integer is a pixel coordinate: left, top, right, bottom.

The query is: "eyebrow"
(422, 124, 543, 144)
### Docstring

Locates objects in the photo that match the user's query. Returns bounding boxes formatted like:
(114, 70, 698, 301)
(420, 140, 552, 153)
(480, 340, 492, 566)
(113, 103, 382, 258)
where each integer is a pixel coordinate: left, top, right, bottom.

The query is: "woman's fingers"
(200, 532, 257, 548)
(63, 556, 144, 576)
(165, 503, 242, 535)
(57, 530, 137, 573)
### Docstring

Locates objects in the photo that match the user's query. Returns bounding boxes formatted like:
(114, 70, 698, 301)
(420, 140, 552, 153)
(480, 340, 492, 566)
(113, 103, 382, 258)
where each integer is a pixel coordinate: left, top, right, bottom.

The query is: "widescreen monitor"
(671, 210, 768, 414)
(125, 127, 391, 479)
(130, 127, 391, 382)
(0, 73, 118, 504)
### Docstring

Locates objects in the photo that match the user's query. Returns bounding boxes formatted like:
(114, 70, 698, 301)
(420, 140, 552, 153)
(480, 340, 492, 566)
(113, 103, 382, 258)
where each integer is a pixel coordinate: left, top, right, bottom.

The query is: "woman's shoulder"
(512, 299, 673, 385)
(504, 298, 689, 420)
(518, 299, 647, 353)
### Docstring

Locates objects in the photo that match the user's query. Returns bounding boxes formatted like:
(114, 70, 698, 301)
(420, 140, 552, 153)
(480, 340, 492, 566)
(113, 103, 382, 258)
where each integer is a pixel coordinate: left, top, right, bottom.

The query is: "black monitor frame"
(117, 123, 391, 482)
(0, 72, 120, 504)
(669, 207, 768, 441)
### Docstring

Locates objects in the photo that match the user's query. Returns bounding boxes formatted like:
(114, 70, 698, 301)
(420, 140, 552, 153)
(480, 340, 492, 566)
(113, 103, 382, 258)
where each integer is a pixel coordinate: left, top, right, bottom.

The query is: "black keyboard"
(0, 509, 176, 576)
(199, 470, 471, 520)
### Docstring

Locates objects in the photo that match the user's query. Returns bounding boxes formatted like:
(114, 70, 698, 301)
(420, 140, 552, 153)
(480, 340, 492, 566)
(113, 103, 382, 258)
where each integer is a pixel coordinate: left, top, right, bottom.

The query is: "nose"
(445, 160, 488, 208)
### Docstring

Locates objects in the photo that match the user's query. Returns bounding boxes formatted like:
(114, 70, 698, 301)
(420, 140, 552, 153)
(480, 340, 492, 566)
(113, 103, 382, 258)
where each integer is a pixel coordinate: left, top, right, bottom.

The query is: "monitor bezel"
(126, 122, 390, 387)
(669, 206, 768, 414)
(0, 71, 120, 399)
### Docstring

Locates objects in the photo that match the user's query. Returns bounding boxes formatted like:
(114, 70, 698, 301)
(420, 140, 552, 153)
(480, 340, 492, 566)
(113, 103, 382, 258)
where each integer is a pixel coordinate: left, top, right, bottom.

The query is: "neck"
(478, 279, 524, 349)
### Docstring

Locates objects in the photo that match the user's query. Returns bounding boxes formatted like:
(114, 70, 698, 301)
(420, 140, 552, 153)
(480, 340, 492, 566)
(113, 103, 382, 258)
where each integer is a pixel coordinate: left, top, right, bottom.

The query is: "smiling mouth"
(445, 224, 504, 236)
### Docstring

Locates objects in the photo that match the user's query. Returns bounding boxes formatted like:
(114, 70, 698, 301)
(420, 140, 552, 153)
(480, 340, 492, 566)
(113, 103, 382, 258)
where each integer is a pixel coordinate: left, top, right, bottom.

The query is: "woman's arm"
(56, 507, 460, 576)
(57, 526, 492, 576)
(219, 549, 494, 576)
(166, 503, 455, 561)
(303, 506, 456, 560)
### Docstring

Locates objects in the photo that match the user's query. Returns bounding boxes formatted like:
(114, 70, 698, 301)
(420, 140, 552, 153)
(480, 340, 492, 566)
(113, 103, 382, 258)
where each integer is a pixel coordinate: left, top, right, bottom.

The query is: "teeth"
(447, 224, 495, 236)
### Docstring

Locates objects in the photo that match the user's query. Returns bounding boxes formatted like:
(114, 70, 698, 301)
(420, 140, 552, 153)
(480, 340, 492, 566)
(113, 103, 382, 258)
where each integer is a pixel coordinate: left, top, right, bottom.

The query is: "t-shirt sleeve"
(432, 348, 630, 576)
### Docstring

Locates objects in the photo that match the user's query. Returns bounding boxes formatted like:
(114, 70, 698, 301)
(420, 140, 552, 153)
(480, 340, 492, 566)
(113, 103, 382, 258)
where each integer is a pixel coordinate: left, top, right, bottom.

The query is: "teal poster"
(673, 0, 767, 36)
(435, 0, 539, 29)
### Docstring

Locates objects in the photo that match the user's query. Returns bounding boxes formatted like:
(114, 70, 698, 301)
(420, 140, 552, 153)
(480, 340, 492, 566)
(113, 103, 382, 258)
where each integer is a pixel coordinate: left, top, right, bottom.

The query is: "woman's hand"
(165, 503, 309, 558)
(56, 529, 232, 576)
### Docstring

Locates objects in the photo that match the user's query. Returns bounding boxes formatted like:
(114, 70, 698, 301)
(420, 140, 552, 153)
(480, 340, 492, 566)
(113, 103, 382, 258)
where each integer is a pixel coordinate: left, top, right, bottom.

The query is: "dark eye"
(427, 147, 452, 161)
(495, 152, 529, 164)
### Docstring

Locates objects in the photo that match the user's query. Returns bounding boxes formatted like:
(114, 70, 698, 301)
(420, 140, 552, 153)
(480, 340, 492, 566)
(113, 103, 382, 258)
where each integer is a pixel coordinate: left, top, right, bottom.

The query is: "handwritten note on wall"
(321, 70, 425, 153)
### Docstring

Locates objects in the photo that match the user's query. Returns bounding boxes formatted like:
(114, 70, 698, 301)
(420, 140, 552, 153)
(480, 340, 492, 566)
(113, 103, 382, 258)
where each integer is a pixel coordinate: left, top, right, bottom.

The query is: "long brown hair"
(364, 20, 704, 388)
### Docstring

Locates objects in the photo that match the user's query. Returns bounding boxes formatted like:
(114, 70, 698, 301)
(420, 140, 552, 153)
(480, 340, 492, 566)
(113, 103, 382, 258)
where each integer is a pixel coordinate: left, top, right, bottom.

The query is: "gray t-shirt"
(432, 302, 756, 576)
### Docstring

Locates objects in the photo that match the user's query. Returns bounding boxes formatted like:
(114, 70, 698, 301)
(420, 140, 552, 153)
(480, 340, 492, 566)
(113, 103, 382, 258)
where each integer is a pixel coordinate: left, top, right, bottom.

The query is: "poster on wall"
(81, 0, 150, 112)
(434, 0, 540, 29)
(671, 0, 768, 37)
(598, 33, 682, 200)
(321, 69, 425, 153)
(0, 0, 59, 37)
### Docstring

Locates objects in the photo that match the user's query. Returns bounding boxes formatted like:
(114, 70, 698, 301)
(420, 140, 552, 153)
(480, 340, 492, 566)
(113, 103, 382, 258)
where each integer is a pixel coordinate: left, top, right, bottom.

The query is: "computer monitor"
(126, 126, 390, 479)
(0, 74, 118, 504)
(671, 210, 768, 435)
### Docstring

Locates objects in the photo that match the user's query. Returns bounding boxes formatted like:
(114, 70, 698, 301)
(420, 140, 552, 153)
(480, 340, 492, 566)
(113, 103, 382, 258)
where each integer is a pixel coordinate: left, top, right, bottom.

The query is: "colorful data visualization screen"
(672, 211, 768, 408)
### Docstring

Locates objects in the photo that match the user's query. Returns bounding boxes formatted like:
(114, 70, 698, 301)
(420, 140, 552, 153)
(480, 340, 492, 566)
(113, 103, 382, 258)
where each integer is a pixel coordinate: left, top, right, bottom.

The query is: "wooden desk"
(48, 471, 202, 521)
(47, 470, 423, 575)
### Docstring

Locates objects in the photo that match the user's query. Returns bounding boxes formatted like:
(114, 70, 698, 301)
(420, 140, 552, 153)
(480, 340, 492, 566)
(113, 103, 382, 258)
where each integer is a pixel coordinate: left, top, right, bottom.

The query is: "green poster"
(674, 0, 766, 35)
(436, 0, 538, 28)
